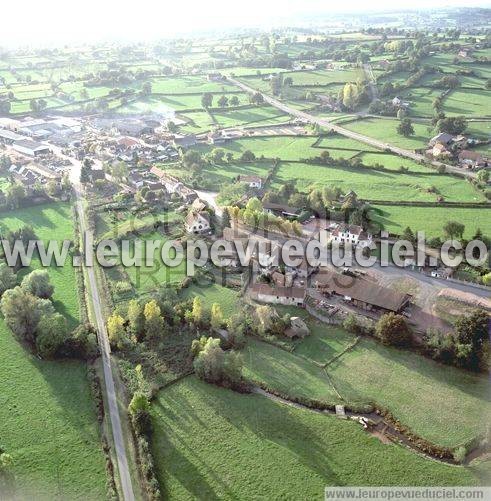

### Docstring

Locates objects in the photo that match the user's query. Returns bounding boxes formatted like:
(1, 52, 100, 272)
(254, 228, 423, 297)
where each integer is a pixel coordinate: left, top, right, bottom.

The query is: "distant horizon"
(1, 3, 490, 48)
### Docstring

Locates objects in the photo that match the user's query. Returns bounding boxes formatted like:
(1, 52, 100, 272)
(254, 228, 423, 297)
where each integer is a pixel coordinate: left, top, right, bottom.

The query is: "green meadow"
(371, 205, 491, 238)
(243, 328, 491, 448)
(179, 282, 239, 317)
(151, 377, 484, 500)
(0, 202, 107, 499)
(270, 161, 485, 202)
(344, 118, 432, 150)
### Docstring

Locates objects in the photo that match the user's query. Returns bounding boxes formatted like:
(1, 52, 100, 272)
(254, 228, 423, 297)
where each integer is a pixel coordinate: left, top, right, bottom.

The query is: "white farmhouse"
(392, 96, 409, 108)
(185, 211, 211, 234)
(238, 175, 263, 189)
(330, 223, 372, 248)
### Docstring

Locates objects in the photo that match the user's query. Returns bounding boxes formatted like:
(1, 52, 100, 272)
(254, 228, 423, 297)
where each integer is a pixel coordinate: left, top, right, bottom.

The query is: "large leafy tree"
(0, 263, 16, 296)
(375, 313, 412, 346)
(397, 118, 414, 137)
(201, 92, 213, 108)
(107, 313, 126, 350)
(127, 299, 145, 341)
(210, 303, 224, 331)
(36, 313, 69, 358)
(443, 220, 465, 240)
(21, 269, 54, 299)
(193, 337, 243, 385)
(144, 300, 164, 339)
(453, 309, 489, 371)
(0, 287, 51, 343)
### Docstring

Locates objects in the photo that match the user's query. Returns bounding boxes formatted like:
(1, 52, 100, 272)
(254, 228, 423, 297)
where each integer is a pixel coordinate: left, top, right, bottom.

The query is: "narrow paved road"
(53, 146, 136, 501)
(360, 63, 378, 116)
(74, 188, 135, 501)
(228, 77, 476, 180)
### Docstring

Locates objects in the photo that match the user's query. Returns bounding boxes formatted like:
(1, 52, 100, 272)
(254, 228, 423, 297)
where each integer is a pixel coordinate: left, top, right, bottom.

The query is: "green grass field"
(210, 106, 287, 128)
(283, 68, 363, 86)
(150, 76, 234, 94)
(221, 67, 288, 76)
(295, 82, 346, 96)
(270, 161, 485, 202)
(243, 330, 491, 448)
(197, 135, 321, 161)
(344, 117, 432, 150)
(9, 96, 68, 114)
(0, 202, 107, 499)
(327, 337, 491, 447)
(114, 97, 177, 115)
(178, 110, 215, 133)
(243, 337, 341, 402)
(179, 283, 239, 317)
(189, 160, 273, 187)
(237, 75, 275, 93)
(377, 70, 412, 86)
(399, 87, 444, 117)
(0, 321, 107, 500)
(97, 208, 180, 242)
(121, 232, 187, 292)
(117, 92, 250, 113)
(466, 120, 491, 140)
(151, 377, 483, 500)
(315, 134, 379, 152)
(371, 204, 491, 238)
(360, 152, 436, 172)
(0, 203, 81, 325)
(443, 89, 491, 117)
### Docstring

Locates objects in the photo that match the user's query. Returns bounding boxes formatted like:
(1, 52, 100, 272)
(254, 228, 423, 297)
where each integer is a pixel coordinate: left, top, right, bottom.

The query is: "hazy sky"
(1, 0, 488, 46)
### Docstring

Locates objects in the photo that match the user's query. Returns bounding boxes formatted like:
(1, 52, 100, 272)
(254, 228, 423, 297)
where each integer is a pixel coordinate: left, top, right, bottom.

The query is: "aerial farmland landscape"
(0, 2, 490, 500)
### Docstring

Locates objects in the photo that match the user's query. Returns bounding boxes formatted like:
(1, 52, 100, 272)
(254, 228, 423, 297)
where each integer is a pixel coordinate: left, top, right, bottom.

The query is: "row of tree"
(228, 197, 303, 236)
(201, 92, 241, 109)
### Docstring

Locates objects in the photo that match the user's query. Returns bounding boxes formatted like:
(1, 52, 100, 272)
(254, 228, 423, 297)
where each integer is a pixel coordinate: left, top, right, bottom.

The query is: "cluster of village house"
(0, 117, 77, 191)
(92, 147, 398, 320)
(425, 132, 489, 169)
(0, 113, 230, 197)
(165, 191, 402, 323)
(216, 223, 410, 323)
(81, 130, 382, 304)
(0, 110, 443, 322)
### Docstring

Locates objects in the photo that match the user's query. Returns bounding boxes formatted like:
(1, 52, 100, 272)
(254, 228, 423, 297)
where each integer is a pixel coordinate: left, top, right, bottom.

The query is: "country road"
(227, 77, 476, 180)
(362, 63, 378, 104)
(54, 146, 136, 501)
